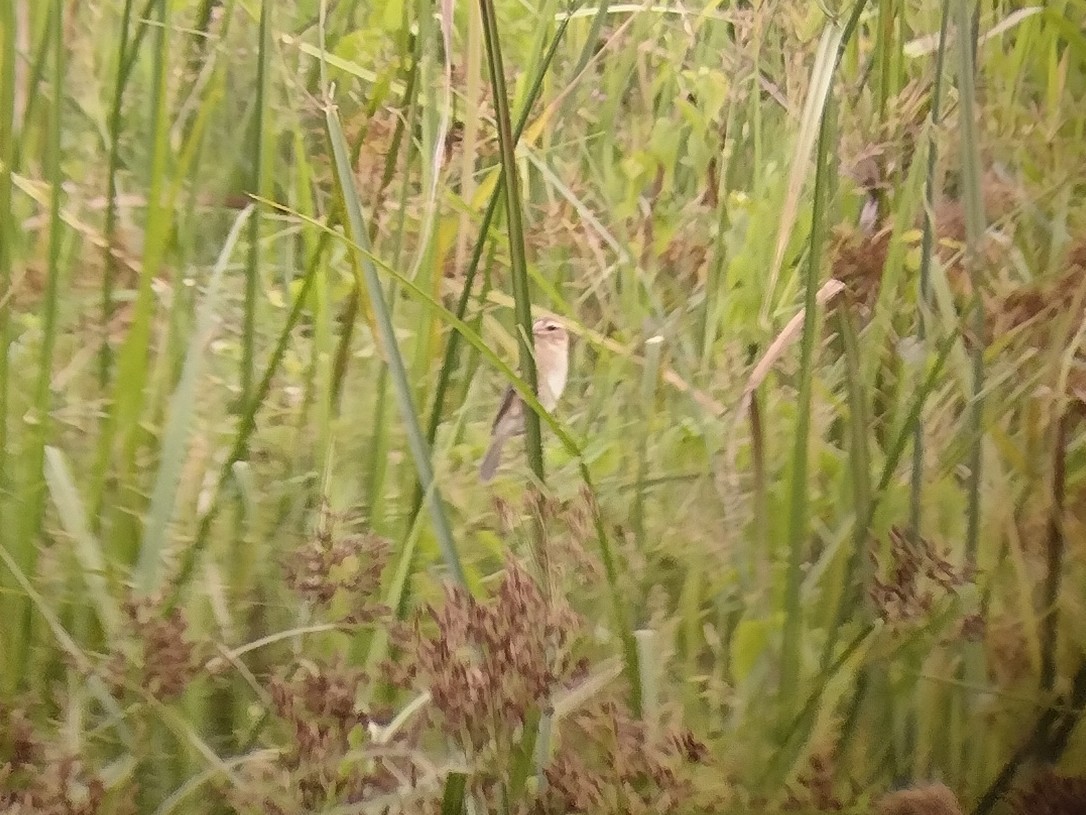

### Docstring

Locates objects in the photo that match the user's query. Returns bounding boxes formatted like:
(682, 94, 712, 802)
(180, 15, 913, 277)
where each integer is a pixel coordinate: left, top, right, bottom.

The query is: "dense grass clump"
(2, 0, 1086, 812)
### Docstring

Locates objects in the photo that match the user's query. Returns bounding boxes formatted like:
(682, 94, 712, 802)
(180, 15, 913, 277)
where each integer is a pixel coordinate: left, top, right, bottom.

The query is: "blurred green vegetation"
(2, 0, 1086, 812)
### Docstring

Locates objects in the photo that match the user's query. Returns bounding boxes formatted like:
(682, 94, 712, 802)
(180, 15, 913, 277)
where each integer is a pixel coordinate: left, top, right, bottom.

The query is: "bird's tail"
(479, 435, 506, 483)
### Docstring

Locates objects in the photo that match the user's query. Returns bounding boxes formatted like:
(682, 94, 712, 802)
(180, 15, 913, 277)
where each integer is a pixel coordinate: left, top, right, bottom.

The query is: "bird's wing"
(490, 385, 519, 432)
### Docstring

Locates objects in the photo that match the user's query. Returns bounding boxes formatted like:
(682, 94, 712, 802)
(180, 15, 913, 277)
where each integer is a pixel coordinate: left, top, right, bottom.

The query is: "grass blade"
(910, 0, 952, 549)
(241, 0, 271, 403)
(98, 0, 137, 388)
(91, 0, 175, 558)
(478, 0, 543, 480)
(44, 446, 121, 637)
(135, 207, 252, 595)
(440, 771, 467, 815)
(952, 0, 986, 570)
(8, 0, 65, 695)
(779, 7, 864, 707)
(324, 103, 467, 588)
(0, 0, 17, 513)
(761, 25, 844, 320)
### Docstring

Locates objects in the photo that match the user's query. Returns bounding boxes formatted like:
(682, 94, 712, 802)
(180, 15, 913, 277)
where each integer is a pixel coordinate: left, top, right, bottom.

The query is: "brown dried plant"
(782, 751, 846, 811)
(0, 593, 203, 813)
(984, 242, 1086, 408)
(538, 702, 712, 815)
(0, 704, 130, 815)
(101, 594, 200, 703)
(226, 658, 411, 813)
(987, 245, 1086, 340)
(282, 505, 391, 624)
(830, 171, 1023, 322)
(493, 486, 605, 592)
(387, 558, 583, 754)
(868, 527, 974, 628)
(874, 782, 963, 815)
(0, 755, 111, 815)
(1006, 770, 1086, 815)
(832, 223, 892, 316)
(390, 553, 716, 814)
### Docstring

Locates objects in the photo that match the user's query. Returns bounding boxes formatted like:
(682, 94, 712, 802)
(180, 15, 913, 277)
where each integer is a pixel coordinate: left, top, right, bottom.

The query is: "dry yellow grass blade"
(739, 277, 846, 413)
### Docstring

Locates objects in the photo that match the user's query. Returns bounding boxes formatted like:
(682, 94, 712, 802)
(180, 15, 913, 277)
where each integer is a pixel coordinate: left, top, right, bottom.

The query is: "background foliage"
(2, 0, 1086, 812)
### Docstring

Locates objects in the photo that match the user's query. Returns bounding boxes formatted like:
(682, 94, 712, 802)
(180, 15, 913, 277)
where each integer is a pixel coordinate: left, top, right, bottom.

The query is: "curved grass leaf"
(324, 104, 467, 589)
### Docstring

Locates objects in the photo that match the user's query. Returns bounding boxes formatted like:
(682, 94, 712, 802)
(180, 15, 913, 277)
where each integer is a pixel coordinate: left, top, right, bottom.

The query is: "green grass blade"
(440, 771, 467, 815)
(632, 336, 663, 552)
(324, 104, 467, 588)
(952, 0, 986, 570)
(910, 0, 952, 548)
(98, 0, 137, 388)
(241, 0, 271, 403)
(952, 0, 991, 789)
(92, 0, 175, 557)
(819, 309, 872, 647)
(11, 3, 52, 162)
(135, 207, 252, 595)
(762, 25, 843, 319)
(479, 0, 543, 480)
(43, 446, 121, 637)
(8, 0, 65, 695)
(360, 30, 422, 536)
(780, 0, 868, 708)
(779, 89, 833, 709)
(0, 0, 15, 524)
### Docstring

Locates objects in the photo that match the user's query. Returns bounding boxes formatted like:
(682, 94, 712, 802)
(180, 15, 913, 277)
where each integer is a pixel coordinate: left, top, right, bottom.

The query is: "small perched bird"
(479, 317, 570, 483)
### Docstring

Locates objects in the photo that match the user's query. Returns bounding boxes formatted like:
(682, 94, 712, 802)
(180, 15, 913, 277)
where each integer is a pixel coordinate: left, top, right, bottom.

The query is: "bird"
(479, 317, 570, 483)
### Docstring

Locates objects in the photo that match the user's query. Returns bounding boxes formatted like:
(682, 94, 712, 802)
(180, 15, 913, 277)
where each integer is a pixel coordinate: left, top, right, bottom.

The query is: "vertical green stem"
(325, 108, 467, 588)
(421, 17, 568, 463)
(91, 0, 174, 551)
(242, 0, 270, 403)
(365, 31, 423, 535)
(1039, 414, 1069, 697)
(11, 0, 64, 694)
(780, 0, 868, 705)
(477, 0, 542, 480)
(952, 0, 986, 570)
(780, 91, 834, 706)
(748, 391, 769, 608)
(0, 0, 15, 527)
(98, 0, 137, 388)
(632, 337, 663, 553)
(909, 0, 951, 549)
